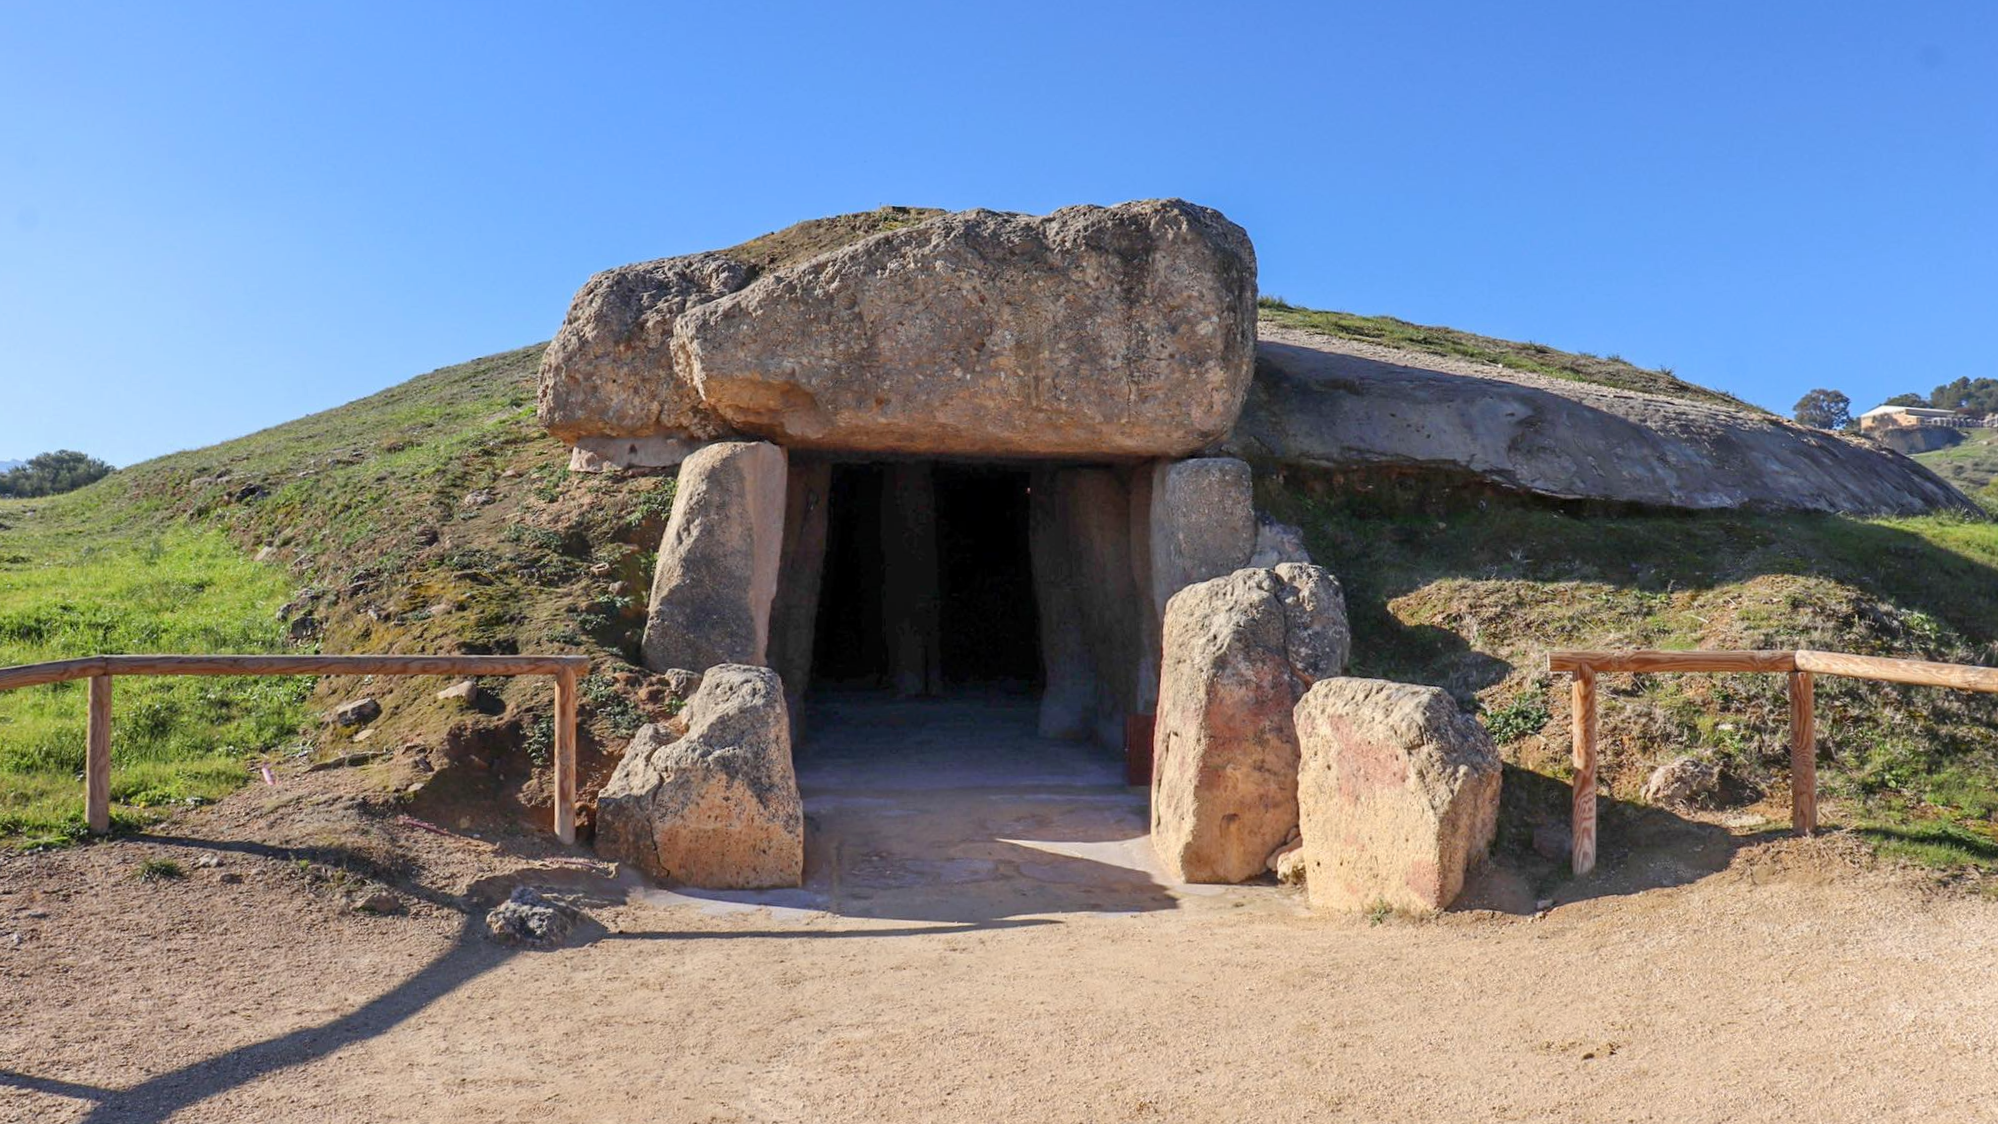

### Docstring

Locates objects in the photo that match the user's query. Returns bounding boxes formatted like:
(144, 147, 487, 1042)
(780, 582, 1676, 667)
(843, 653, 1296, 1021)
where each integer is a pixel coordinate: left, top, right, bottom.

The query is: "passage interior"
(809, 461, 1042, 692)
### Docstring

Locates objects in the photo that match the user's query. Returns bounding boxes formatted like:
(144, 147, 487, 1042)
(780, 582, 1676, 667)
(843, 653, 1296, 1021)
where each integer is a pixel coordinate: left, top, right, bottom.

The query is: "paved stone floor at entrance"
(641, 692, 1258, 923)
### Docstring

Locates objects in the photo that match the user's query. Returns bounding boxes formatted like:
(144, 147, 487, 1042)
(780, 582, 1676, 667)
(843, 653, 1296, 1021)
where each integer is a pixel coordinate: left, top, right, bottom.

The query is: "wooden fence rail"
(0, 653, 590, 844)
(1547, 648, 1998, 876)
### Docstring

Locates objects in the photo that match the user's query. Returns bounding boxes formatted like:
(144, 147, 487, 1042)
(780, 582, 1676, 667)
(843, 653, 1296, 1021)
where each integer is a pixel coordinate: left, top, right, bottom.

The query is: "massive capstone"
(1236, 325, 1972, 515)
(536, 251, 753, 444)
(671, 200, 1257, 458)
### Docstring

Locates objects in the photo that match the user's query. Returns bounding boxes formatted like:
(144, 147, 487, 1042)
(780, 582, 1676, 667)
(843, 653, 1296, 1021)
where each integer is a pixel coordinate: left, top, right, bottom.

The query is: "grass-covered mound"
(0, 527, 306, 844)
(1257, 298, 1764, 413)
(0, 344, 674, 845)
(1262, 473, 1998, 873)
(1913, 426, 1998, 502)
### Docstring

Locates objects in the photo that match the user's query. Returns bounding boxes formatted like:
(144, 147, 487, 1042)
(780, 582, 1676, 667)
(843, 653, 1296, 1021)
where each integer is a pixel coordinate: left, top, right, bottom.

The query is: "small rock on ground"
(485, 887, 577, 946)
(350, 890, 404, 915)
(1532, 822, 1573, 862)
(1643, 756, 1721, 807)
(332, 698, 381, 727)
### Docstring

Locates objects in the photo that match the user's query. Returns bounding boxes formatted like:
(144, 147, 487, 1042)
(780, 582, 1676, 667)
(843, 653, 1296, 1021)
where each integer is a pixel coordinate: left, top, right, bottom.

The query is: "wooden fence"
(0, 654, 591, 843)
(1546, 648, 1998, 876)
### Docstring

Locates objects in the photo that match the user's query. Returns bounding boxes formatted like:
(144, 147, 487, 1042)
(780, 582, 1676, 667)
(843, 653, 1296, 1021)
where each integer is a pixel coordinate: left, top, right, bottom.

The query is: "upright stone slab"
(1030, 469, 1097, 740)
(641, 441, 787, 673)
(1293, 678, 1501, 913)
(1148, 457, 1256, 630)
(1151, 564, 1349, 883)
(595, 665, 804, 889)
(766, 459, 831, 734)
(1056, 468, 1144, 750)
(1127, 466, 1160, 713)
(880, 462, 942, 697)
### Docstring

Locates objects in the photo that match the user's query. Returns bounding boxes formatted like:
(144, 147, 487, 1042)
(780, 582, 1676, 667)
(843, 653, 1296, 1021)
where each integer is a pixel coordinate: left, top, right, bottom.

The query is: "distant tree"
(1928, 376, 1998, 415)
(1793, 388, 1852, 430)
(0, 450, 115, 498)
(1882, 393, 1929, 408)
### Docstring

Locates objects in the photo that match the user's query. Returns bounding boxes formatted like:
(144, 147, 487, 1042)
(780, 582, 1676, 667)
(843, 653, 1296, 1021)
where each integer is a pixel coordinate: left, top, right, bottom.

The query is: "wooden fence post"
(1571, 666, 1598, 876)
(87, 673, 112, 834)
(1789, 670, 1816, 835)
(553, 668, 578, 845)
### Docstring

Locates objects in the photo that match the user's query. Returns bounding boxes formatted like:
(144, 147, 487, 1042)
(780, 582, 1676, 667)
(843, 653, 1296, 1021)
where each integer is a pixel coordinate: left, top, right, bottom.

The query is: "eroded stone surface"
(1148, 458, 1256, 626)
(1150, 565, 1350, 884)
(1293, 678, 1501, 913)
(1237, 326, 1972, 515)
(594, 665, 803, 889)
(767, 459, 831, 732)
(675, 200, 1257, 458)
(641, 441, 787, 673)
(537, 252, 753, 443)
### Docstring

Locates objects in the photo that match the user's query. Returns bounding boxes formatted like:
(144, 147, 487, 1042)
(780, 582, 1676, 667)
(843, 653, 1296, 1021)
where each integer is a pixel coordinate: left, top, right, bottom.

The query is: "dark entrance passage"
(812, 463, 890, 687)
(935, 464, 1040, 689)
(809, 461, 1041, 693)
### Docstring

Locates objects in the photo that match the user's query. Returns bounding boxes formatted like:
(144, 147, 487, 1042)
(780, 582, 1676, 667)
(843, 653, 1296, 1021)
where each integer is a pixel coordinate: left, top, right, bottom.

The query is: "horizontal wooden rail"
(0, 653, 589, 843)
(1547, 650, 1796, 675)
(1794, 650, 1998, 694)
(1547, 648, 1998, 877)
(0, 656, 110, 692)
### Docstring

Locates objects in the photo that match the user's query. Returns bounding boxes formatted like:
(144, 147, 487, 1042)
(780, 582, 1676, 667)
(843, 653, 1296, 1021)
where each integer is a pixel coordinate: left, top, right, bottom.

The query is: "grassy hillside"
(1261, 474, 1998, 872)
(1914, 427, 1998, 500)
(0, 345, 677, 845)
(1258, 298, 1766, 413)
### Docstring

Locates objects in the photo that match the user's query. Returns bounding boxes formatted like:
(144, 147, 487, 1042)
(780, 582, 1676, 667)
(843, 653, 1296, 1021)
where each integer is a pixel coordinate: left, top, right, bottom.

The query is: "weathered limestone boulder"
(1238, 326, 1973, 515)
(567, 434, 711, 473)
(1147, 457, 1256, 621)
(1293, 678, 1501, 913)
(641, 441, 787, 673)
(1138, 456, 1257, 713)
(594, 665, 803, 888)
(537, 251, 753, 443)
(1642, 755, 1721, 807)
(1248, 515, 1311, 568)
(1151, 564, 1350, 883)
(675, 200, 1258, 458)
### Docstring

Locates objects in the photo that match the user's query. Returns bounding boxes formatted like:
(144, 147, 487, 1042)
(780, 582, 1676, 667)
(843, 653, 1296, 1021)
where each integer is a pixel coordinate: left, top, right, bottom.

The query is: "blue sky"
(2, 2, 1993, 466)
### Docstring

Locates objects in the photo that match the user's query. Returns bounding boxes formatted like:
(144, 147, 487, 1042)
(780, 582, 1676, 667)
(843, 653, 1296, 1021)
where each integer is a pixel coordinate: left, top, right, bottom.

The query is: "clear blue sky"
(3, 2, 1993, 466)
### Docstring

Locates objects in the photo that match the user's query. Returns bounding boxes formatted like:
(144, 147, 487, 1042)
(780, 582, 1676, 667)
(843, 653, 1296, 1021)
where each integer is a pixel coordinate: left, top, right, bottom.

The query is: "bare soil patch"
(5, 764, 1997, 1123)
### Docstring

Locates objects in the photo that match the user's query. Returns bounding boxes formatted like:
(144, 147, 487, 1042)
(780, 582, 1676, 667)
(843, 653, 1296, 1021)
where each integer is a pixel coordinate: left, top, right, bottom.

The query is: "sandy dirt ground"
(6, 699, 1998, 1123)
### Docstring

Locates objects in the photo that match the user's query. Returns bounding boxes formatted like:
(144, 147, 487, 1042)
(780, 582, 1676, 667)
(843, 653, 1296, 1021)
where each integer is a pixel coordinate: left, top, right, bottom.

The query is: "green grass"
(1913, 427, 1998, 497)
(1856, 821, 1998, 870)
(135, 856, 187, 882)
(0, 342, 682, 846)
(1263, 473, 1998, 869)
(0, 522, 310, 845)
(1256, 298, 1766, 413)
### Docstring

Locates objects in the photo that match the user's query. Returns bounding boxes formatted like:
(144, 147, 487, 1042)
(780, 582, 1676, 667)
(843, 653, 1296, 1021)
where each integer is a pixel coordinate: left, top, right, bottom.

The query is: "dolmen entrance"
(538, 200, 1502, 913)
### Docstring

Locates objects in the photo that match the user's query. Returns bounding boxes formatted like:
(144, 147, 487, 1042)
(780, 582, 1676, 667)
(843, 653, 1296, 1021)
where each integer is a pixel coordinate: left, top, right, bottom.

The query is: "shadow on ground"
(1457, 764, 1786, 914)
